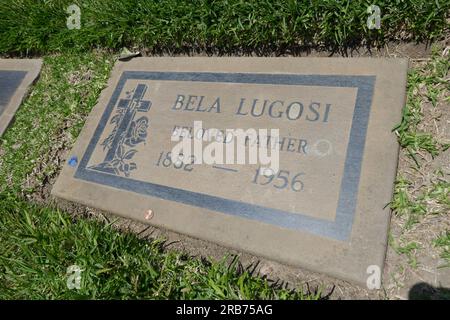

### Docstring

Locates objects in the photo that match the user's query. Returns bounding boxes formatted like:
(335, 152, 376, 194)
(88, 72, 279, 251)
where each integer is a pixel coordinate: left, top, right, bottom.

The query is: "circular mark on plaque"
(311, 139, 332, 157)
(262, 167, 274, 177)
(68, 156, 78, 167)
(145, 210, 153, 220)
(174, 153, 184, 167)
(174, 160, 182, 167)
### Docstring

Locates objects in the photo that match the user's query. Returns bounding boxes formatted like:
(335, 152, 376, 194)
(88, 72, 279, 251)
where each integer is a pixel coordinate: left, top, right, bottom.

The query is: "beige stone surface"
(52, 57, 408, 286)
(0, 59, 42, 136)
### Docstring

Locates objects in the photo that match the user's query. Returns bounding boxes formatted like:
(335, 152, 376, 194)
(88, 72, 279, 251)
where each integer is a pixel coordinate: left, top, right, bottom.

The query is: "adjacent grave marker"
(52, 58, 408, 285)
(0, 59, 42, 136)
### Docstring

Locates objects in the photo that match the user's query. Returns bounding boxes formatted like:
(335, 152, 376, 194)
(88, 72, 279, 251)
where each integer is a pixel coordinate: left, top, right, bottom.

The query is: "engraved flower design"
(90, 84, 151, 177)
(124, 116, 149, 147)
(109, 145, 138, 177)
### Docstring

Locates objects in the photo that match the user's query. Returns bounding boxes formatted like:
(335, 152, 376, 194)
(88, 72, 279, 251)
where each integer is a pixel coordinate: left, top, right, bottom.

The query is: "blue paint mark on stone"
(68, 156, 78, 167)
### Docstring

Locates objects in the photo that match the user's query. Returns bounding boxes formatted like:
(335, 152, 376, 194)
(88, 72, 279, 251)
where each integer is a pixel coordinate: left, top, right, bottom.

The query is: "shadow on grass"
(408, 282, 450, 300)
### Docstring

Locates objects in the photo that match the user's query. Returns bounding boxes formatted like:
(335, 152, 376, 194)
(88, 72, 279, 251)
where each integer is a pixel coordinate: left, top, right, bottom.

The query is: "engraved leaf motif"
(111, 159, 121, 167)
(110, 114, 121, 124)
(116, 145, 124, 159)
(129, 163, 137, 171)
(123, 149, 138, 160)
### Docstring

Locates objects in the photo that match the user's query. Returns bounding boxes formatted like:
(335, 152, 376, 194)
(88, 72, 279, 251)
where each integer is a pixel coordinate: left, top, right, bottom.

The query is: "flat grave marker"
(52, 58, 408, 285)
(0, 59, 42, 136)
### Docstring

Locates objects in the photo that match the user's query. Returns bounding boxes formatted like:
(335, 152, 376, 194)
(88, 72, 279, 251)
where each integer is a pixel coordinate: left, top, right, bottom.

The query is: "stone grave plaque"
(0, 59, 42, 136)
(52, 58, 408, 285)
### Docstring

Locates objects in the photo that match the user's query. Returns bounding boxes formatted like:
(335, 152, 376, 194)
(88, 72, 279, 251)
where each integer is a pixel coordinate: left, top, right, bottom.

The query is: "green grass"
(391, 178, 427, 228)
(434, 232, 450, 266)
(0, 191, 318, 299)
(391, 174, 449, 228)
(0, 52, 113, 193)
(390, 48, 449, 270)
(391, 48, 450, 229)
(393, 47, 450, 164)
(0, 0, 449, 55)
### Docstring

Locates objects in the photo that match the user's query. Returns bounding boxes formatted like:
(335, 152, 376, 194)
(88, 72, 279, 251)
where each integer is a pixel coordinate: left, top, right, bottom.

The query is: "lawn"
(0, 1, 449, 299)
(0, 191, 319, 299)
(0, 0, 449, 55)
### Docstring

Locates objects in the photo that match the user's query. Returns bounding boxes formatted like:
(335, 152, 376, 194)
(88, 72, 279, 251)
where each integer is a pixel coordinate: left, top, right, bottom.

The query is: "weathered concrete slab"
(0, 59, 42, 136)
(52, 58, 408, 286)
